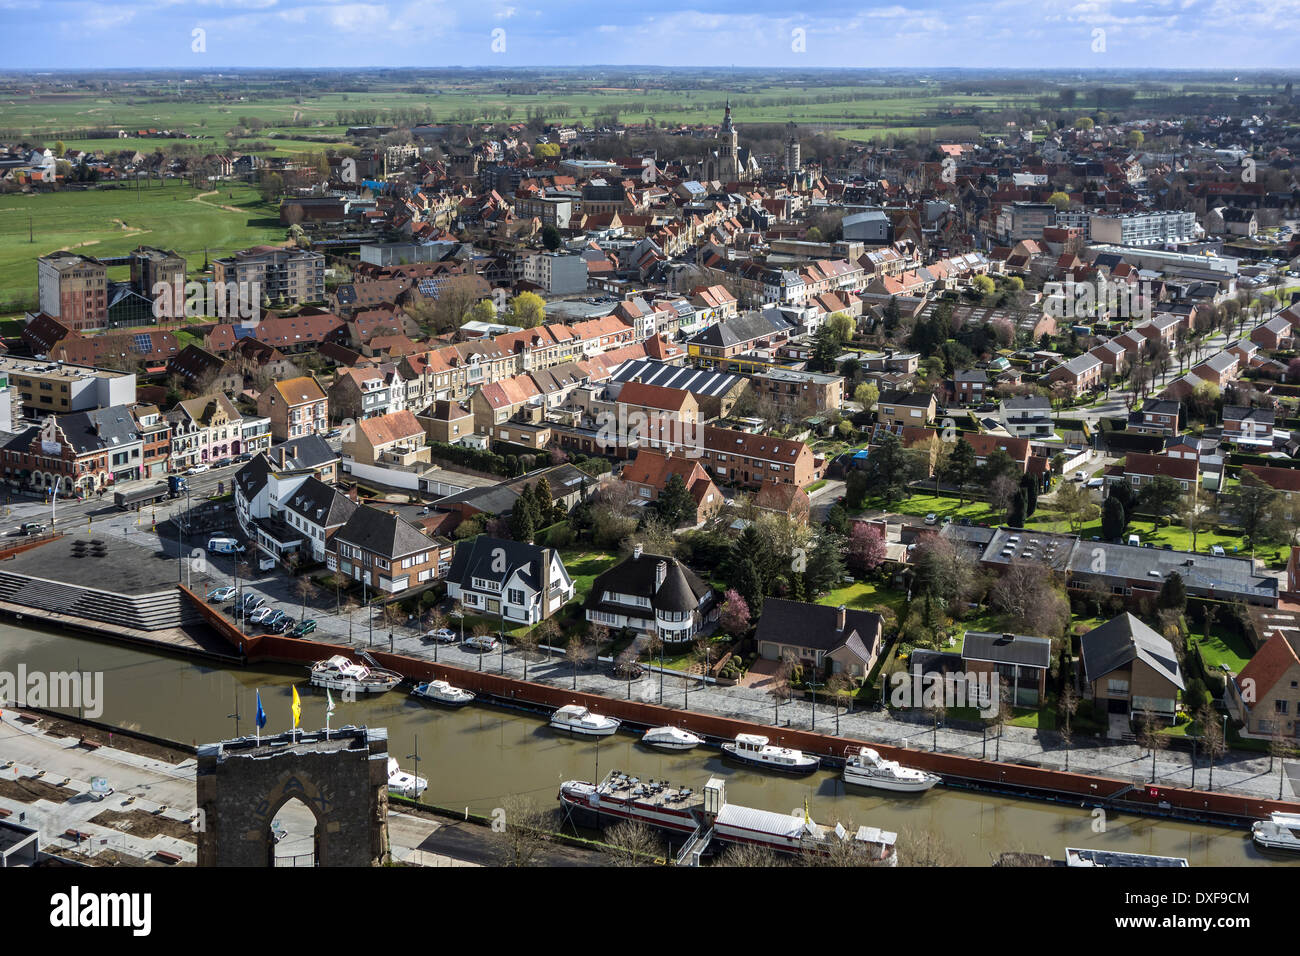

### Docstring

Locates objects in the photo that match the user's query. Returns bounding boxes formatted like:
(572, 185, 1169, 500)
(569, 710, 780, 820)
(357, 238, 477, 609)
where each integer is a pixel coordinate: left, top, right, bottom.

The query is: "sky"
(0, 0, 1296, 70)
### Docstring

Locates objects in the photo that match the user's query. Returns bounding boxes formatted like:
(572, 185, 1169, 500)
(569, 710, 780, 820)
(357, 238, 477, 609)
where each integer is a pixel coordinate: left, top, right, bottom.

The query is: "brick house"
(258, 375, 329, 442)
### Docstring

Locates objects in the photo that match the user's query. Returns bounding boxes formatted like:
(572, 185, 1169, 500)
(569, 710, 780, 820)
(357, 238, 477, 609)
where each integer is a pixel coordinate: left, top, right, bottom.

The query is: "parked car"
(185, 464, 211, 476)
(248, 607, 274, 624)
(290, 620, 317, 638)
(18, 522, 48, 536)
(271, 617, 295, 634)
(264, 609, 286, 627)
(1210, 545, 1226, 556)
(465, 635, 499, 652)
(423, 628, 456, 644)
(924, 513, 937, 525)
(207, 585, 237, 602)
(241, 593, 265, 612)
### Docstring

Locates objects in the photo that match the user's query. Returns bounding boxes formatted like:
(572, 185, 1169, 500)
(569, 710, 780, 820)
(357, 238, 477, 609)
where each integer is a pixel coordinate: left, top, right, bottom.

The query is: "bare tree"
(1200, 706, 1226, 792)
(1137, 708, 1168, 783)
(1269, 726, 1293, 800)
(900, 825, 964, 867)
(495, 793, 554, 867)
(1058, 682, 1079, 771)
(515, 626, 541, 681)
(715, 842, 786, 867)
(769, 651, 795, 725)
(604, 820, 663, 866)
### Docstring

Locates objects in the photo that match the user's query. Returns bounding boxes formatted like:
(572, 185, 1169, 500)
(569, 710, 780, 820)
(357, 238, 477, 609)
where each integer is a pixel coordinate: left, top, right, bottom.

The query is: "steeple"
(721, 99, 733, 133)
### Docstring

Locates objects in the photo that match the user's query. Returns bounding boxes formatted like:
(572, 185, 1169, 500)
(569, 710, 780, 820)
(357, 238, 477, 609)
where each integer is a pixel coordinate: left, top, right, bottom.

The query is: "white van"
(1127, 534, 1141, 547)
(207, 536, 243, 554)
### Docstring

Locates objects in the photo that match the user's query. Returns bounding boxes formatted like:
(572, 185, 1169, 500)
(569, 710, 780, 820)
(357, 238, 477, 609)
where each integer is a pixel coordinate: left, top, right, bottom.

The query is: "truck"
(113, 475, 190, 510)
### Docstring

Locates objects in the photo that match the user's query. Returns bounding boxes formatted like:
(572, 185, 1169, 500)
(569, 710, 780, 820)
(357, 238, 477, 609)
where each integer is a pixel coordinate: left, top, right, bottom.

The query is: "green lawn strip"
(1190, 627, 1252, 673)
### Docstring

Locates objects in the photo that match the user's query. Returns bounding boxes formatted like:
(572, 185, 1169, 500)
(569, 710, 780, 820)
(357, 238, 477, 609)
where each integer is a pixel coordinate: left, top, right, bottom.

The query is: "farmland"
(0, 181, 284, 307)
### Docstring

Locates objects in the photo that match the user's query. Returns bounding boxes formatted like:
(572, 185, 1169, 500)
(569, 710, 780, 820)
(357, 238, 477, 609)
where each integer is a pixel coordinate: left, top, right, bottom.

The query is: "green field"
(0, 181, 285, 304)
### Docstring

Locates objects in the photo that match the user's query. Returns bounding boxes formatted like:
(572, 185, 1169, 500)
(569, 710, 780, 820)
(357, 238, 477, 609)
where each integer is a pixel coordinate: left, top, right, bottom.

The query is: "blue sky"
(0, 0, 1294, 69)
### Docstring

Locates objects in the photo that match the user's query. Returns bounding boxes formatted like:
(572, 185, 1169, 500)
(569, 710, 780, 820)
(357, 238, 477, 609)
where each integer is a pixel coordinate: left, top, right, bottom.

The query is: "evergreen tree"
(1020, 473, 1038, 518)
(509, 494, 538, 542)
(1157, 571, 1187, 612)
(1008, 487, 1027, 527)
(1101, 495, 1128, 540)
(941, 438, 978, 503)
(654, 473, 698, 527)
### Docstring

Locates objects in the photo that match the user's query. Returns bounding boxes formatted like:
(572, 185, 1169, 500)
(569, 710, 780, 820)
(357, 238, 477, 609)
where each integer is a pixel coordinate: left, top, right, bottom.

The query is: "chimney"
(277, 446, 287, 469)
(836, 604, 847, 632)
(632, 543, 643, 560)
(655, 560, 667, 592)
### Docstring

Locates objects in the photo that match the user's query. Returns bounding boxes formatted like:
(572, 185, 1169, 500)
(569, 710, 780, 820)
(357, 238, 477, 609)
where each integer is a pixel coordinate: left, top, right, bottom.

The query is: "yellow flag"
(291, 685, 301, 729)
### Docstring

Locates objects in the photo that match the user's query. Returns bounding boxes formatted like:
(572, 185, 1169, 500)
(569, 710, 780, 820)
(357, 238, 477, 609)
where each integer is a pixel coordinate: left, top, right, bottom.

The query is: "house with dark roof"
(327, 503, 450, 594)
(876, 389, 936, 429)
(755, 598, 883, 679)
(1080, 613, 1185, 724)
(445, 535, 573, 626)
(961, 632, 1053, 707)
(584, 544, 719, 644)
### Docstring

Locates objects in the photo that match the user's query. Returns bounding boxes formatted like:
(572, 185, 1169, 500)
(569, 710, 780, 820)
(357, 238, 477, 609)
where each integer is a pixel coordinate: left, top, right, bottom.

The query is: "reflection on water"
(0, 622, 1291, 867)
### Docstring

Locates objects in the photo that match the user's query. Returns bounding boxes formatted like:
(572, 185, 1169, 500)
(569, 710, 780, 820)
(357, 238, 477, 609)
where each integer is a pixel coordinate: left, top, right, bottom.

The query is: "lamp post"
(499, 604, 506, 675)
(228, 708, 241, 739)
(808, 678, 824, 731)
(407, 738, 421, 804)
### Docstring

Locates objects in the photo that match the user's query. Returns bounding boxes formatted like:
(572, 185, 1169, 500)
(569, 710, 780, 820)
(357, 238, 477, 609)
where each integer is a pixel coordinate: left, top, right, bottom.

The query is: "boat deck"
(596, 770, 705, 814)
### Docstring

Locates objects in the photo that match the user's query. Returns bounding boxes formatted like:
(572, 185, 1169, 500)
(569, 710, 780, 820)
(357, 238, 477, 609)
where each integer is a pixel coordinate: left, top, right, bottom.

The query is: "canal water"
(0, 622, 1292, 867)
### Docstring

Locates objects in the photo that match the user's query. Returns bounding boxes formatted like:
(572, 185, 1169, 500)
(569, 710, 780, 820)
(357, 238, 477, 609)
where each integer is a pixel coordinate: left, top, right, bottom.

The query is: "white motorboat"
(550, 703, 621, 737)
(1251, 812, 1300, 852)
(842, 747, 941, 793)
(309, 655, 401, 694)
(411, 679, 475, 707)
(722, 733, 819, 775)
(641, 726, 704, 752)
(386, 758, 427, 799)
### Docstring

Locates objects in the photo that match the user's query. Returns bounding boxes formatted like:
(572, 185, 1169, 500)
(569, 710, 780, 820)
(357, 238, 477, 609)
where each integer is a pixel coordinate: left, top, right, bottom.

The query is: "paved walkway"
(184, 555, 1297, 806)
(0, 713, 198, 864)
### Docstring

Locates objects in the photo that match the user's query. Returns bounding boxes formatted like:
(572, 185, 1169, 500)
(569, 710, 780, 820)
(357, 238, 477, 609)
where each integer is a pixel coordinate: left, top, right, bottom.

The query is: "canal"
(0, 622, 1292, 867)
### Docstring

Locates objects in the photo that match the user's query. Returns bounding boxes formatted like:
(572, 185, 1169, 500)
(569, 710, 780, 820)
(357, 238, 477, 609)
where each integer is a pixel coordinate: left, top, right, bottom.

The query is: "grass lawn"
(1191, 627, 1253, 673)
(0, 182, 285, 301)
(558, 549, 620, 604)
(817, 578, 908, 617)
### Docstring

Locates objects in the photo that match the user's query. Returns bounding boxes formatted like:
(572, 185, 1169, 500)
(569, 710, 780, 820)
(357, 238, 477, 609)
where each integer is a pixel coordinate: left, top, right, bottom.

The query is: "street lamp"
(808, 678, 825, 731)
(407, 738, 420, 804)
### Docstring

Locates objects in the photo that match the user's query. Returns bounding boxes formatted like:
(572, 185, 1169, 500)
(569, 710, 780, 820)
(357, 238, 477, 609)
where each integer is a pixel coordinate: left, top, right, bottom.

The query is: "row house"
(345, 410, 429, 469)
(166, 393, 245, 471)
(329, 365, 405, 423)
(1104, 452, 1199, 492)
(257, 376, 329, 442)
(699, 425, 818, 489)
(1, 410, 132, 496)
(1046, 352, 1103, 397)
(1128, 398, 1181, 437)
(1222, 405, 1275, 449)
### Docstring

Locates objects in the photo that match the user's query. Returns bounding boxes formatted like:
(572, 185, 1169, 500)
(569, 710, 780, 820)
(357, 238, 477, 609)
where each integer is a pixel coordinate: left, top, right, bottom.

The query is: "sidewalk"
(192, 558, 1297, 805)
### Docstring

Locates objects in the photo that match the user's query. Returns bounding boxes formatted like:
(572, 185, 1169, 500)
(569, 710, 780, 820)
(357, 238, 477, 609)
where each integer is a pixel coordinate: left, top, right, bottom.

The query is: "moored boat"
(557, 771, 896, 864)
(1251, 812, 1300, 852)
(386, 757, 427, 799)
(550, 703, 621, 737)
(842, 746, 941, 793)
(309, 655, 401, 694)
(641, 726, 704, 751)
(410, 679, 475, 707)
(721, 733, 819, 775)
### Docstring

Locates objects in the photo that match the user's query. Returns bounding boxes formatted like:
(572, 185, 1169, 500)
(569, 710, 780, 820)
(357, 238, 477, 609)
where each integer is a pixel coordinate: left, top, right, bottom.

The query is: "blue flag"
(255, 689, 267, 730)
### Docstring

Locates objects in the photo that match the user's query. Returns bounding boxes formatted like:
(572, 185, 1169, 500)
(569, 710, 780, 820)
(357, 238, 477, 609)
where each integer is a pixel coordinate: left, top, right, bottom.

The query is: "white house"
(444, 536, 574, 627)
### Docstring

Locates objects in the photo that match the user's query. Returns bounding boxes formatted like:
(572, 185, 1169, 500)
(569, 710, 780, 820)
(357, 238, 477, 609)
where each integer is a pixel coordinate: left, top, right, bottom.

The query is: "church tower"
(718, 100, 738, 182)
(784, 121, 801, 173)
